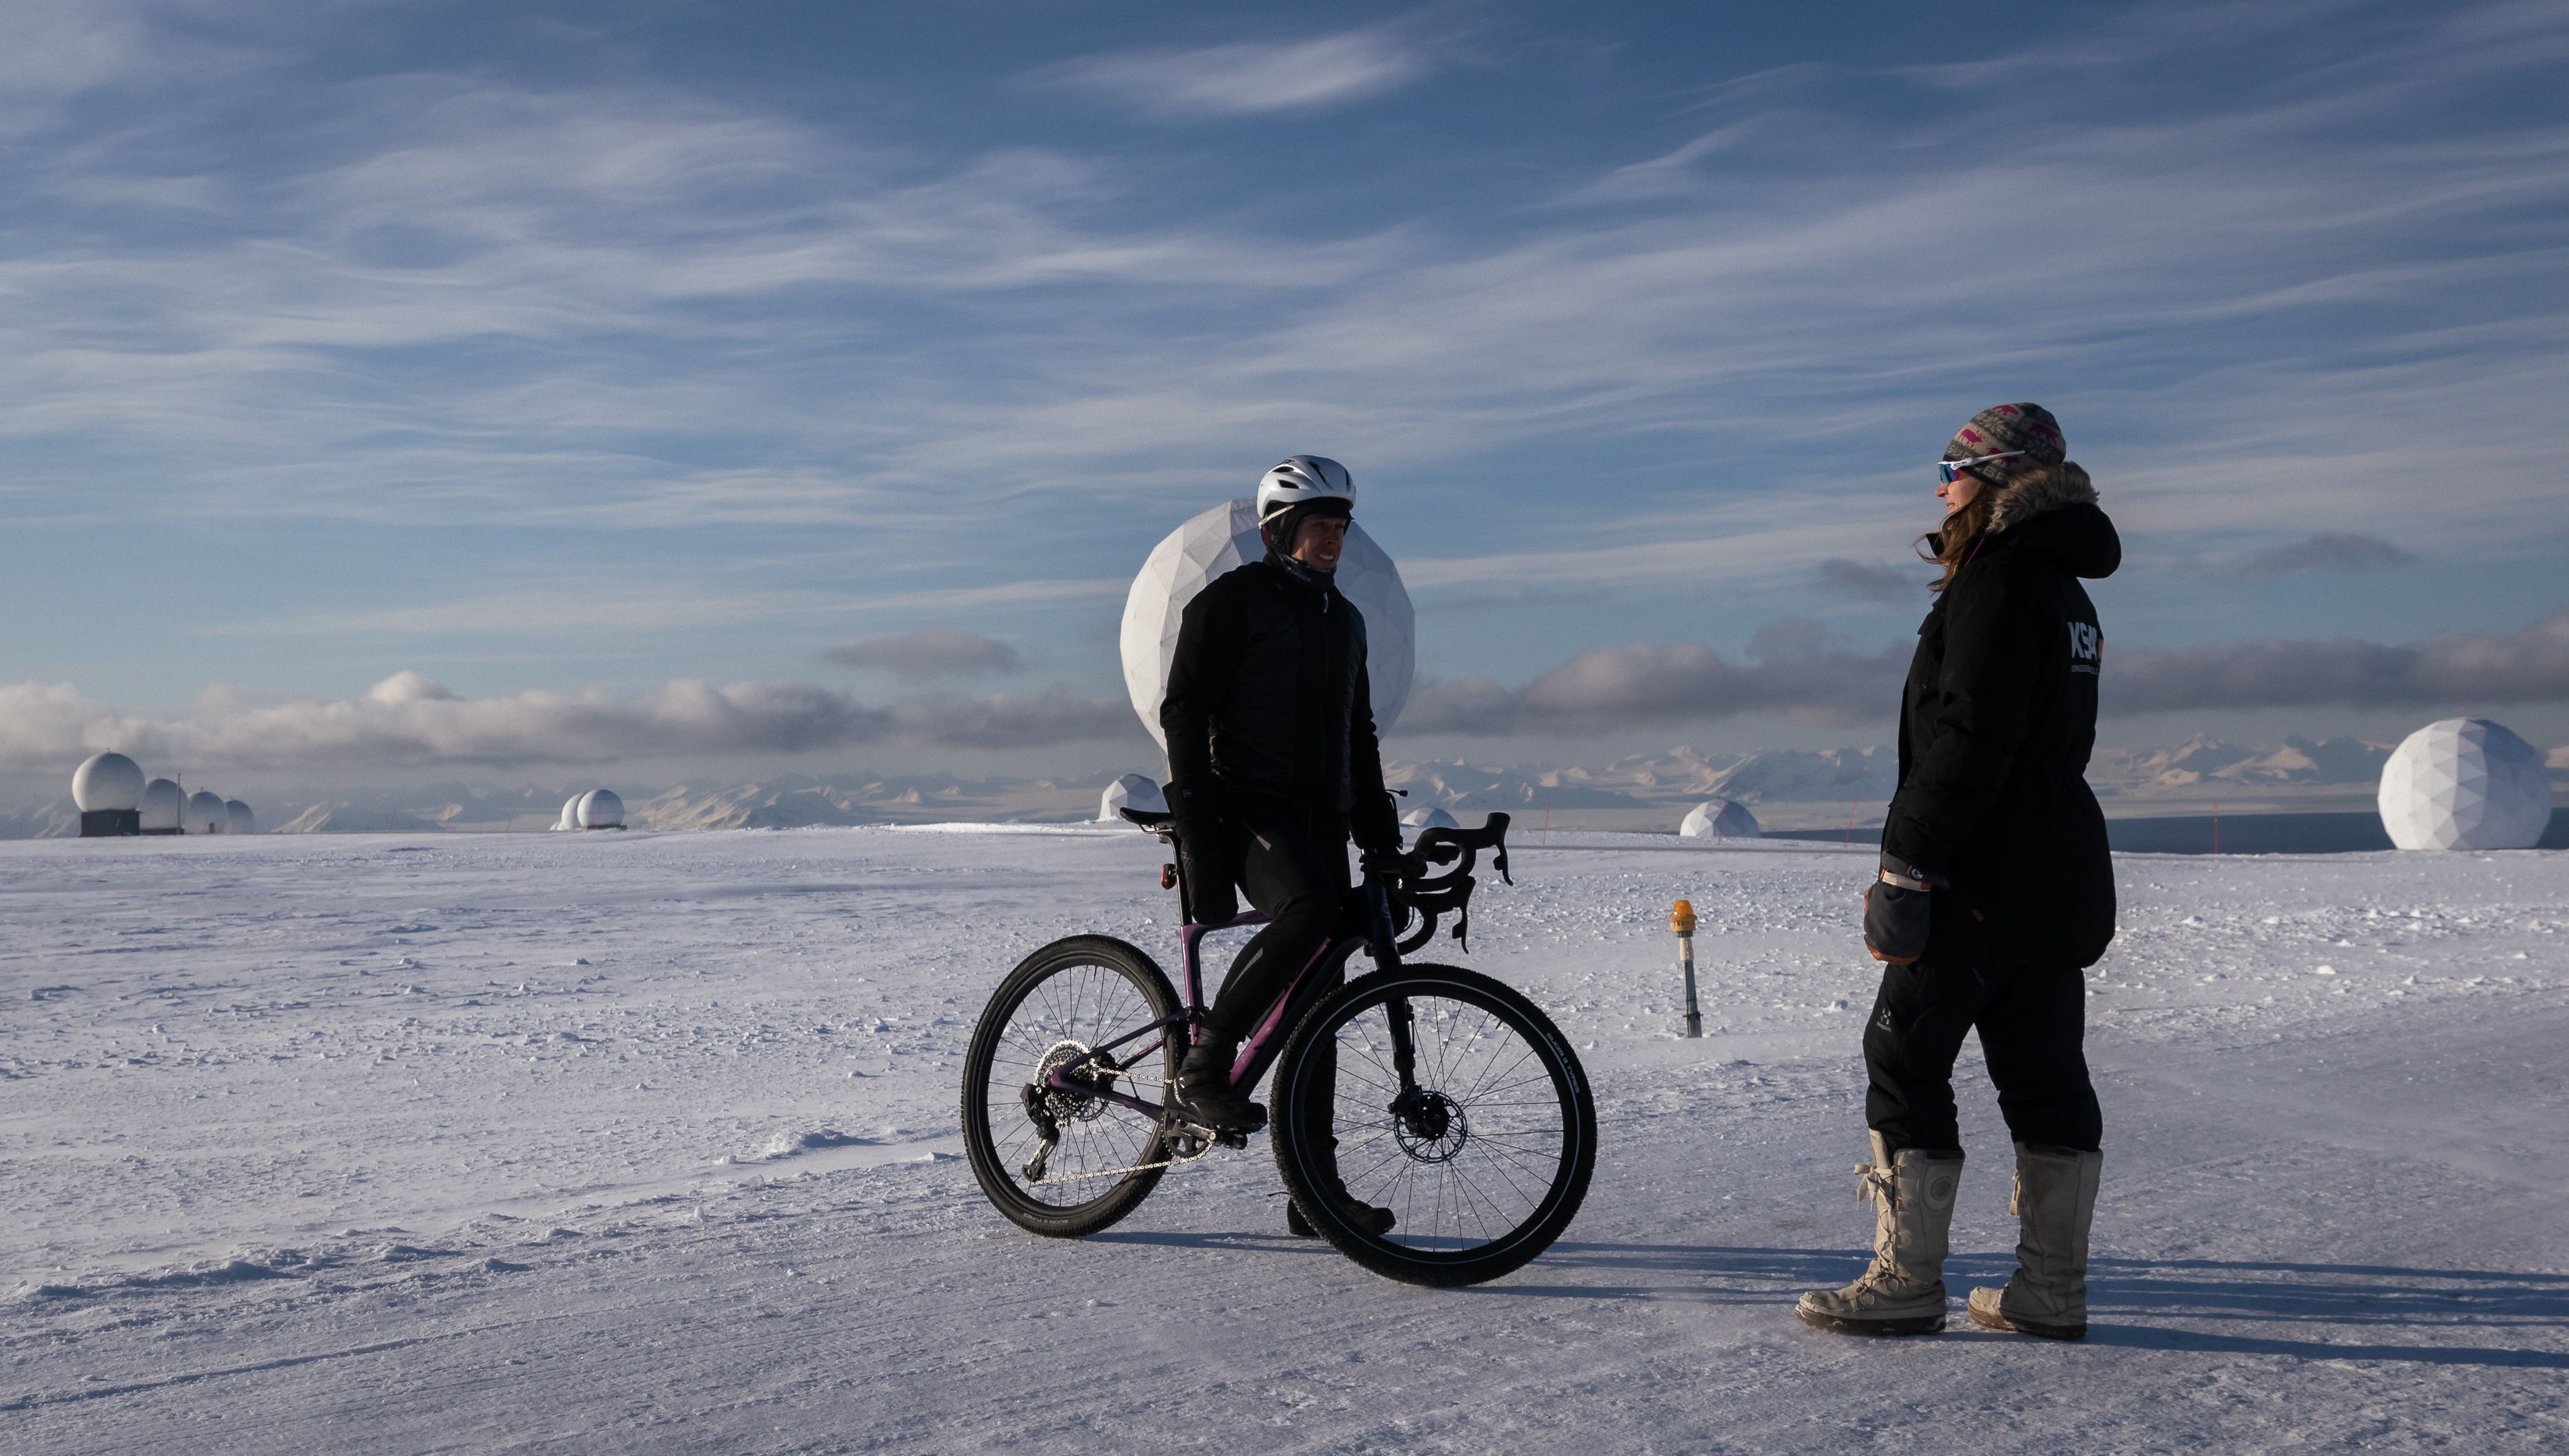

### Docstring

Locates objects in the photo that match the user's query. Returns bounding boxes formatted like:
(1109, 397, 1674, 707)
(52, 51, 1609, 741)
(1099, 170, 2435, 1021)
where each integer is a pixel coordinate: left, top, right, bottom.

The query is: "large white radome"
(576, 789, 626, 830)
(186, 790, 227, 835)
(1681, 799, 1763, 840)
(225, 799, 255, 836)
(73, 752, 146, 812)
(1119, 499, 1414, 751)
(2378, 718, 2553, 851)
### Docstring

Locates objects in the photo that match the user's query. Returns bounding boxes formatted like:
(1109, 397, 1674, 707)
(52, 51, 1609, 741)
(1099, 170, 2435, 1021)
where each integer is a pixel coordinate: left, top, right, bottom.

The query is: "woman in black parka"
(1797, 403, 2118, 1342)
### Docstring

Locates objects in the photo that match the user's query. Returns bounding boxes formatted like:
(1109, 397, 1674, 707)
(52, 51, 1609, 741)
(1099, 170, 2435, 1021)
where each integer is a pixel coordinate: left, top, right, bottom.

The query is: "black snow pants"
(1863, 944, 2102, 1156)
(1206, 798, 1351, 1042)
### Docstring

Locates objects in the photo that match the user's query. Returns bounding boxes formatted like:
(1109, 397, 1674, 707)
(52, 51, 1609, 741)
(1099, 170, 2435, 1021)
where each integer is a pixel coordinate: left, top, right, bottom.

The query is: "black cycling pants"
(1863, 950, 2102, 1156)
(1205, 805, 1349, 1042)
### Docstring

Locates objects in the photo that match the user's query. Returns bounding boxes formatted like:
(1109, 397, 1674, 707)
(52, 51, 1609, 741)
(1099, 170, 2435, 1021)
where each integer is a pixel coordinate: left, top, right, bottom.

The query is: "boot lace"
(1855, 1162, 1898, 1212)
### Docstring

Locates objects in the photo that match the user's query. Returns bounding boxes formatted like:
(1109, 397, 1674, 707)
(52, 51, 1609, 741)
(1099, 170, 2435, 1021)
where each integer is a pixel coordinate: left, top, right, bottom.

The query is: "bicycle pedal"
(1213, 1129, 1250, 1150)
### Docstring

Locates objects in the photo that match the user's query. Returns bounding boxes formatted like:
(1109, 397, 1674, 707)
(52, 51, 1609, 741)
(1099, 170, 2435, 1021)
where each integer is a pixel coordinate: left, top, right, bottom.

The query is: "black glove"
(1359, 844, 1421, 883)
(1172, 793, 1237, 926)
(1862, 853, 1946, 965)
(1354, 790, 1401, 865)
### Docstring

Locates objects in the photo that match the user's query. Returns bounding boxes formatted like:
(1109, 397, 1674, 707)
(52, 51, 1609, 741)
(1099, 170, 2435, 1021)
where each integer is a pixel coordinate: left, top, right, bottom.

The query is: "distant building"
(1400, 805, 1461, 834)
(575, 789, 626, 830)
(73, 752, 145, 837)
(2378, 718, 2552, 850)
(139, 778, 184, 835)
(225, 799, 255, 836)
(1097, 773, 1166, 823)
(1681, 799, 1762, 841)
(186, 790, 227, 835)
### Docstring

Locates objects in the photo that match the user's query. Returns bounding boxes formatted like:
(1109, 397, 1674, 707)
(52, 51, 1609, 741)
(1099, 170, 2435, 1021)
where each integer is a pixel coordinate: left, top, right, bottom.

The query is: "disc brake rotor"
(1390, 1088, 1468, 1164)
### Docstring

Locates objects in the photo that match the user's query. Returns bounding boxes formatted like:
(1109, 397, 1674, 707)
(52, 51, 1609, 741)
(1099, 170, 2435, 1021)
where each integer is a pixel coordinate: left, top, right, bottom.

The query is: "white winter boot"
(1795, 1133, 1963, 1336)
(1968, 1142, 2103, 1340)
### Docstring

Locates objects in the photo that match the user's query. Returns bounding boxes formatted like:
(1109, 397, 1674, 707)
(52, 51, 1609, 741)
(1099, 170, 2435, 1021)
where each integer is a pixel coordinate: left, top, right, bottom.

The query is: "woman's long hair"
(1916, 484, 1996, 592)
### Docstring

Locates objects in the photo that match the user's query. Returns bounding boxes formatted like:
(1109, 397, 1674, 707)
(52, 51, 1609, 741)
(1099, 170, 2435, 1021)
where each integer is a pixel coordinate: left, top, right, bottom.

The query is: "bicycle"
(960, 808, 1597, 1287)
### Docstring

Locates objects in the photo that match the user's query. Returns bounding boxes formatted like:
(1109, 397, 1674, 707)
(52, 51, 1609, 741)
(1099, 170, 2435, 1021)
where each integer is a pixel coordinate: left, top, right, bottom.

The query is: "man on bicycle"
(1159, 455, 1404, 1234)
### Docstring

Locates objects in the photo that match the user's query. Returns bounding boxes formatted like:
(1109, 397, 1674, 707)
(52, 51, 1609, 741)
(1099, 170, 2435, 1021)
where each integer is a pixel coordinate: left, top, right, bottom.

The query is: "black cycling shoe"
(1286, 1194, 1396, 1238)
(1169, 1037, 1265, 1133)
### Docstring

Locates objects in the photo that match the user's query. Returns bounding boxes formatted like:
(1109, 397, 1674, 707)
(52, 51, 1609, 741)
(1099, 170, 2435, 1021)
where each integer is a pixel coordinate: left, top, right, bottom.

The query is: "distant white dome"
(2378, 718, 2552, 851)
(1098, 773, 1166, 823)
(1681, 798, 1762, 840)
(73, 752, 146, 812)
(576, 788, 625, 829)
(555, 794, 581, 831)
(1400, 805, 1460, 833)
(185, 789, 227, 834)
(139, 779, 184, 831)
(1120, 498, 1414, 751)
(225, 799, 255, 835)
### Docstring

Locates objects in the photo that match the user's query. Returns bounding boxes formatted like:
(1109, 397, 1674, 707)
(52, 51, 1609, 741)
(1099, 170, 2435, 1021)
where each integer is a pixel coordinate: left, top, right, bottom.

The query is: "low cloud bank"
(0, 672, 1137, 771)
(2107, 611, 2569, 714)
(824, 626, 1024, 680)
(1397, 612, 2569, 735)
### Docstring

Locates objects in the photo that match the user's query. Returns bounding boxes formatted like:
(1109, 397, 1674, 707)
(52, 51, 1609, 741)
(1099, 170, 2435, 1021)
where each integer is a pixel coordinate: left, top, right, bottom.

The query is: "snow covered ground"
(5, 827, 2564, 1451)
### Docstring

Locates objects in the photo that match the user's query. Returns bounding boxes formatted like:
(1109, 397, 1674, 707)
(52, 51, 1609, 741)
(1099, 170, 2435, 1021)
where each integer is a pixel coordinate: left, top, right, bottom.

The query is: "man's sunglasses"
(1937, 451, 2025, 484)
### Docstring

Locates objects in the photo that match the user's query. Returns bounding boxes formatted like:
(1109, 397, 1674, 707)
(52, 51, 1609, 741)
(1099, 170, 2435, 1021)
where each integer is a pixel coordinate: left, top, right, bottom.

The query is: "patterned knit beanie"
(1943, 402, 2065, 480)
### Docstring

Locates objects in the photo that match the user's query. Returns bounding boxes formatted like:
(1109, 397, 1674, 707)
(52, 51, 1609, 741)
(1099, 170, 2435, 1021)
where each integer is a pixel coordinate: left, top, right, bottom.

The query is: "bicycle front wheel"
(961, 935, 1180, 1238)
(1272, 963, 1596, 1286)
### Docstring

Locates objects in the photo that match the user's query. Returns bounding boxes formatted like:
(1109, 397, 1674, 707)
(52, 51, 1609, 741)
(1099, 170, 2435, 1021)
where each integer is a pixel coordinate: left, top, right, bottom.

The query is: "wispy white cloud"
(2174, 533, 2420, 577)
(1036, 28, 1432, 117)
(1, 0, 2564, 744)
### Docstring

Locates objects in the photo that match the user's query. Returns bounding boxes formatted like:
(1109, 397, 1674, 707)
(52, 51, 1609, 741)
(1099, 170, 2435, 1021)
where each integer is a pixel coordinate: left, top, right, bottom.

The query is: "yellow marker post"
(1671, 898, 1701, 1038)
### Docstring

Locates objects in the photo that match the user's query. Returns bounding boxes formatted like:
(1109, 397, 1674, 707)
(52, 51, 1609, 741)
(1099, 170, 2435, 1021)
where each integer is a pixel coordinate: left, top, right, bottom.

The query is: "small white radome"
(1098, 774, 1165, 823)
(139, 779, 184, 831)
(1681, 799, 1762, 840)
(2378, 718, 2552, 851)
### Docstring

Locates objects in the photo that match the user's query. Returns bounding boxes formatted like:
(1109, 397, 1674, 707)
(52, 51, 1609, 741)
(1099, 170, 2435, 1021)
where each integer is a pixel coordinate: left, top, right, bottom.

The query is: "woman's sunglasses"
(1936, 451, 2025, 484)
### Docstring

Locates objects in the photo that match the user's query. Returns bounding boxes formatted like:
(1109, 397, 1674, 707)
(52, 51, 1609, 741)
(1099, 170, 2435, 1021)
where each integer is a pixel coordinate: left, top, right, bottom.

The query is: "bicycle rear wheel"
(962, 935, 1181, 1237)
(1272, 964, 1595, 1286)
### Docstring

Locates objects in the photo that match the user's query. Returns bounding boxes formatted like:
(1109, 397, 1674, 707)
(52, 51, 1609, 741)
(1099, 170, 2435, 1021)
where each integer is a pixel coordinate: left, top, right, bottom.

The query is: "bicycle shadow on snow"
(1469, 1242, 2569, 1369)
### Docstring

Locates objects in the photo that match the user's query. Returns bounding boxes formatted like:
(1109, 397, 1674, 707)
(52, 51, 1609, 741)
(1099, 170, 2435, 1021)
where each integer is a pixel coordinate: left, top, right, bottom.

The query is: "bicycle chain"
(1024, 1103, 1228, 1187)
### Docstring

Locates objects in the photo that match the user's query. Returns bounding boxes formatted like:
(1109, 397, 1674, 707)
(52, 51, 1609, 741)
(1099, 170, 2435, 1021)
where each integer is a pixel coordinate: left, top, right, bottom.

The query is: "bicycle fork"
(1368, 879, 1444, 1140)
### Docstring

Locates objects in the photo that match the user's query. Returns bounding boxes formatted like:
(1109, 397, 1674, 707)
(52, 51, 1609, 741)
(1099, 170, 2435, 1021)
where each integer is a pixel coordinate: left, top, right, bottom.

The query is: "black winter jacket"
(1161, 554, 1400, 851)
(1882, 467, 2120, 969)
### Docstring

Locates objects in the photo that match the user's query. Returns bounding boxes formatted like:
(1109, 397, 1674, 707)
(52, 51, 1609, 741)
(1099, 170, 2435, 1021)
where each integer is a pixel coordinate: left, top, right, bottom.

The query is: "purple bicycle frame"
(1040, 908, 1358, 1119)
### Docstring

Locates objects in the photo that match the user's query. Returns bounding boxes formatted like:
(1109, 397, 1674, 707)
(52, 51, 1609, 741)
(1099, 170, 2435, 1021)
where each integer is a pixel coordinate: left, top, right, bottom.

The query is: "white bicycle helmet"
(1255, 455, 1354, 529)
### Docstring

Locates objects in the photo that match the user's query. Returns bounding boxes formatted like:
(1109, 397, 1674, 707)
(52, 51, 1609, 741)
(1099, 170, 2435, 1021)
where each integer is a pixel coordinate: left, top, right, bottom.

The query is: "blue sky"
(4, 0, 2567, 787)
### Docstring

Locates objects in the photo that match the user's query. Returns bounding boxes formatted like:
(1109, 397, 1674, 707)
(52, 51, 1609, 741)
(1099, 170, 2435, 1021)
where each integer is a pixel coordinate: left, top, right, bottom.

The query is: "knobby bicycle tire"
(961, 935, 1181, 1238)
(1271, 963, 1596, 1286)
